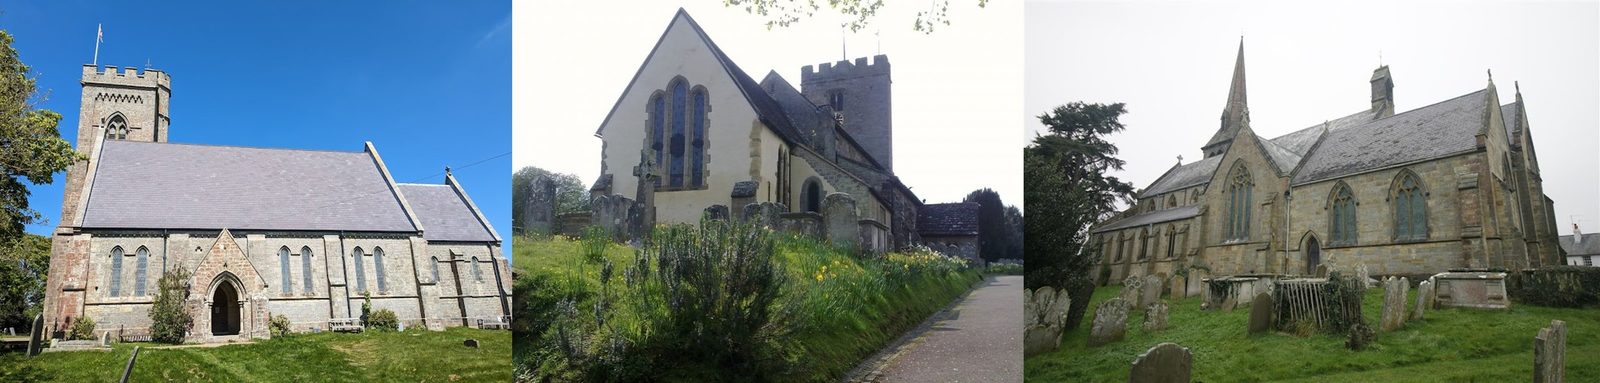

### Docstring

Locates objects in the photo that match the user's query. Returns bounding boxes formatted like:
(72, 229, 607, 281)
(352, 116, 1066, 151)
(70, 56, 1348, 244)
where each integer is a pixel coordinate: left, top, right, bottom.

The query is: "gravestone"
(1412, 280, 1434, 321)
(1129, 342, 1193, 383)
(822, 193, 860, 249)
(1379, 277, 1410, 331)
(703, 204, 729, 221)
(1534, 320, 1567, 383)
(1314, 264, 1329, 278)
(1346, 322, 1375, 351)
(1432, 271, 1510, 309)
(1142, 275, 1164, 307)
(1221, 294, 1238, 313)
(1088, 298, 1130, 347)
(1355, 264, 1372, 289)
(1143, 301, 1169, 332)
(464, 339, 480, 349)
(120, 346, 140, 383)
(100, 331, 111, 347)
(1023, 286, 1072, 356)
(27, 313, 43, 357)
(523, 174, 556, 235)
(1121, 276, 1144, 308)
(631, 148, 661, 239)
(1248, 292, 1274, 335)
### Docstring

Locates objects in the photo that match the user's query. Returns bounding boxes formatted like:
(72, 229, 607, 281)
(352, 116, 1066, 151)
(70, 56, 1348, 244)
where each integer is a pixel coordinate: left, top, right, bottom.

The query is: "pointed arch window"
(646, 77, 710, 190)
(1226, 163, 1254, 240)
(279, 247, 292, 294)
(373, 247, 387, 294)
(134, 246, 149, 296)
(430, 256, 441, 283)
(669, 80, 687, 187)
(301, 246, 314, 294)
(109, 246, 124, 297)
(1165, 225, 1177, 259)
(691, 87, 707, 187)
(471, 257, 483, 283)
(1394, 171, 1429, 241)
(352, 247, 367, 293)
(1330, 184, 1357, 246)
(105, 113, 129, 140)
(1138, 228, 1151, 260)
(650, 93, 666, 187)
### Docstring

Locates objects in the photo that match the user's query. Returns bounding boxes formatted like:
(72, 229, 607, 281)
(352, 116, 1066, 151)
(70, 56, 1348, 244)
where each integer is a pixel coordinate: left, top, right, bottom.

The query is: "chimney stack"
(1371, 66, 1395, 118)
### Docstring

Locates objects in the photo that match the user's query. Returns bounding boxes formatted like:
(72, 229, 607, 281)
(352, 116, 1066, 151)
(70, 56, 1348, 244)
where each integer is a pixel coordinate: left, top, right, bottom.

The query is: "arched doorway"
(211, 281, 241, 336)
(802, 178, 822, 213)
(1305, 236, 1322, 276)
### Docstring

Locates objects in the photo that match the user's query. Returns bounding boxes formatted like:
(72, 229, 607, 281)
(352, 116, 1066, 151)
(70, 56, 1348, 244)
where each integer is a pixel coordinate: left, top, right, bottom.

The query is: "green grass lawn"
(512, 234, 983, 382)
(2, 327, 510, 382)
(1026, 285, 1600, 382)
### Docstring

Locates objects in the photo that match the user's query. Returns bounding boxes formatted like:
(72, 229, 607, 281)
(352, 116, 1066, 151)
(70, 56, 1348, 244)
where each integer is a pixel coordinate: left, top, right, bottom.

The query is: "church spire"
(1203, 38, 1250, 158)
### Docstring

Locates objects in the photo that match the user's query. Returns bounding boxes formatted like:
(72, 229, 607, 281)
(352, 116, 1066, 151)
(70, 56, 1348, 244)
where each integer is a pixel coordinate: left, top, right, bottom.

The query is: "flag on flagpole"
(97, 24, 103, 43)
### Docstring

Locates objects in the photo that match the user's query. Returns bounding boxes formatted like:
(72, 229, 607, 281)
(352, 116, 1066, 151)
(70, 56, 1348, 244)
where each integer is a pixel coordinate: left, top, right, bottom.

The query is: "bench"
(476, 316, 511, 330)
(330, 318, 364, 333)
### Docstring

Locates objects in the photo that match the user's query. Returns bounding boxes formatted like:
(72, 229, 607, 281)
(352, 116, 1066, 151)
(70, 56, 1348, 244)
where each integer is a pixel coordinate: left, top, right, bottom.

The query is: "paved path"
(865, 275, 1023, 383)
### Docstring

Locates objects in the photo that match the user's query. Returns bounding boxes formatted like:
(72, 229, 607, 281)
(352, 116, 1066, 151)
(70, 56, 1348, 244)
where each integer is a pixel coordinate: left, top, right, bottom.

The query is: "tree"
(1024, 102, 1135, 330)
(0, 233, 48, 330)
(1003, 205, 1022, 260)
(149, 268, 193, 344)
(962, 188, 1010, 263)
(0, 30, 80, 242)
(510, 166, 591, 231)
(723, 0, 990, 34)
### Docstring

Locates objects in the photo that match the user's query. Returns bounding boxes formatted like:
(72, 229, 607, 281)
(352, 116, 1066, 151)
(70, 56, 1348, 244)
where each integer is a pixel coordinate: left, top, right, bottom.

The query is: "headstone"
(822, 193, 860, 249)
(1346, 322, 1375, 351)
(1142, 275, 1164, 307)
(100, 331, 111, 347)
(1380, 277, 1410, 332)
(1248, 292, 1274, 335)
(27, 313, 43, 357)
(1533, 320, 1566, 383)
(523, 174, 557, 235)
(1142, 301, 1169, 332)
(1221, 294, 1238, 313)
(1023, 286, 1072, 356)
(1412, 280, 1434, 321)
(1432, 271, 1511, 309)
(1314, 264, 1329, 278)
(1088, 298, 1130, 347)
(703, 205, 729, 221)
(1355, 264, 1372, 289)
(464, 339, 480, 349)
(1129, 342, 1193, 383)
(631, 148, 661, 237)
(1121, 276, 1144, 308)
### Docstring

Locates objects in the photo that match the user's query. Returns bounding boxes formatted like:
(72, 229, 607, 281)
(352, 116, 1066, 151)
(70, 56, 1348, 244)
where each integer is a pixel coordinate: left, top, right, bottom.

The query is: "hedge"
(1506, 266, 1600, 308)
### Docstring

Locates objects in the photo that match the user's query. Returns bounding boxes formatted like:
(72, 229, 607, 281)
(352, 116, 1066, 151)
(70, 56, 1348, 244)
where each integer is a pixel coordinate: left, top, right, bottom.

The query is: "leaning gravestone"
(1024, 286, 1073, 356)
(1221, 294, 1238, 313)
(1121, 276, 1144, 308)
(1088, 298, 1130, 347)
(1534, 320, 1567, 383)
(1355, 264, 1372, 289)
(1380, 277, 1410, 332)
(27, 314, 43, 357)
(464, 339, 480, 349)
(1143, 301, 1169, 332)
(1412, 280, 1434, 321)
(1248, 292, 1274, 335)
(1129, 342, 1193, 383)
(1142, 275, 1164, 307)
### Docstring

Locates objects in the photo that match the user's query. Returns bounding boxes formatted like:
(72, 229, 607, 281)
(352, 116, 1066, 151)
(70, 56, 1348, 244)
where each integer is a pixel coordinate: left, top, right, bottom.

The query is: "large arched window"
(109, 246, 124, 297)
(1393, 171, 1428, 241)
(135, 246, 148, 296)
(352, 247, 367, 293)
(105, 113, 129, 140)
(279, 246, 292, 294)
(301, 246, 315, 295)
(373, 247, 387, 294)
(646, 77, 710, 190)
(1330, 183, 1357, 246)
(1226, 163, 1254, 240)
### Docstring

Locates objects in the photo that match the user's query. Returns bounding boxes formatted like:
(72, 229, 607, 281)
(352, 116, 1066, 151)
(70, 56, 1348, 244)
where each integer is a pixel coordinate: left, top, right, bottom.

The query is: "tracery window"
(1330, 183, 1357, 246)
(1393, 171, 1428, 241)
(105, 113, 129, 140)
(1138, 228, 1151, 260)
(1226, 163, 1254, 240)
(647, 77, 709, 190)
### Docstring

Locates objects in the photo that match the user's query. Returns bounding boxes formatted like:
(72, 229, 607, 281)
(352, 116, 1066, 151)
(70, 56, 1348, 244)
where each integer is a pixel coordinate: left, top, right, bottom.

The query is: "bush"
(986, 262, 1023, 275)
(67, 316, 95, 340)
(1506, 266, 1600, 308)
(268, 314, 292, 338)
(366, 309, 399, 332)
(149, 268, 194, 344)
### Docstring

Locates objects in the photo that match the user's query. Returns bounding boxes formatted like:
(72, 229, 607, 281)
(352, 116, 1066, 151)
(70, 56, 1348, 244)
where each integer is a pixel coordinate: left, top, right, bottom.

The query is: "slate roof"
(760, 71, 828, 145)
(81, 140, 417, 232)
(917, 203, 979, 237)
(1138, 155, 1222, 198)
(1292, 88, 1490, 185)
(1258, 135, 1303, 173)
(1092, 205, 1201, 233)
(1501, 102, 1520, 148)
(1270, 110, 1375, 155)
(397, 183, 498, 242)
(1560, 234, 1600, 256)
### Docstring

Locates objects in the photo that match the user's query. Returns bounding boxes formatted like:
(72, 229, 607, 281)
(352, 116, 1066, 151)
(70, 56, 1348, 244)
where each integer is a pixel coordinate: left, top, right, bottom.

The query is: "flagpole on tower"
(93, 23, 103, 66)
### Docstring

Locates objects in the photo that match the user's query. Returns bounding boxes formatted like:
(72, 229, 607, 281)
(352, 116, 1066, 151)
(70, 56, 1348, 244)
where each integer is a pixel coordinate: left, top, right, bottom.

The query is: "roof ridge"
(104, 139, 369, 155)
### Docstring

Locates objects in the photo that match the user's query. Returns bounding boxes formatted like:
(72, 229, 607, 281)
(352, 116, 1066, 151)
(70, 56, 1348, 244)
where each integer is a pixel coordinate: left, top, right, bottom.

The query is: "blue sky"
(4, 1, 513, 241)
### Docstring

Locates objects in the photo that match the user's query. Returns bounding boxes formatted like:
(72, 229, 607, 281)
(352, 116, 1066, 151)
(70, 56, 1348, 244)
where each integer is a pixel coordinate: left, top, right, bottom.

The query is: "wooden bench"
(476, 316, 510, 330)
(330, 318, 363, 333)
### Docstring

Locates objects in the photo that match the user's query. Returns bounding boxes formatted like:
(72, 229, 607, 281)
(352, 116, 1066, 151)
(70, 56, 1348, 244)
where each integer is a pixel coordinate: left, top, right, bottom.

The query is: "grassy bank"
(512, 230, 982, 382)
(1, 326, 511, 382)
(1025, 285, 1600, 382)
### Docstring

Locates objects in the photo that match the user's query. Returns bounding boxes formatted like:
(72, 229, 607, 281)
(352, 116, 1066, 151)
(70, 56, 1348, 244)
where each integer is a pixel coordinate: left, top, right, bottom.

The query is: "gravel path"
(875, 275, 1023, 383)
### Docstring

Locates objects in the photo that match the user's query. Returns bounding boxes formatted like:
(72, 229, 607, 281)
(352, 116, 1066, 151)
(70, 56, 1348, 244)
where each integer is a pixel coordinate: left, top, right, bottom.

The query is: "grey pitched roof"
(1559, 234, 1600, 256)
(1269, 110, 1374, 156)
(1292, 88, 1490, 185)
(397, 183, 497, 242)
(1092, 205, 1201, 233)
(1258, 135, 1303, 173)
(760, 71, 829, 146)
(1501, 102, 1520, 148)
(81, 140, 417, 232)
(918, 203, 979, 236)
(1138, 155, 1222, 198)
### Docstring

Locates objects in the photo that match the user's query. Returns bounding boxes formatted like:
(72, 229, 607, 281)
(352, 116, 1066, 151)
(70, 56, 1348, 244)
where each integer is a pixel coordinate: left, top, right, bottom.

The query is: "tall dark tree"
(962, 188, 1010, 262)
(1024, 102, 1135, 330)
(510, 166, 590, 231)
(0, 30, 79, 242)
(0, 233, 48, 330)
(1003, 205, 1023, 261)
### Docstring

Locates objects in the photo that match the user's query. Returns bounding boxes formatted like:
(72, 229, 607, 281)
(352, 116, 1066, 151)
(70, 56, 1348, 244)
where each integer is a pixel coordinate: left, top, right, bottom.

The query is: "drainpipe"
(1284, 190, 1292, 275)
(339, 232, 351, 319)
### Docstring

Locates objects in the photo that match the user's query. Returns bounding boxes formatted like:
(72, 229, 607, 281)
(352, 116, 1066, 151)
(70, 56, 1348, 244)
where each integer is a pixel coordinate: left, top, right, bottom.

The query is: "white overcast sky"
(515, 1, 1024, 207)
(1025, 0, 1600, 234)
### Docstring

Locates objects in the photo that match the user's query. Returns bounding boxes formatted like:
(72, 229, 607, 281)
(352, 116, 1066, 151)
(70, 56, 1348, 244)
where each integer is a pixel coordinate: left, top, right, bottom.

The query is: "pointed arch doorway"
(209, 276, 243, 336)
(1305, 236, 1322, 276)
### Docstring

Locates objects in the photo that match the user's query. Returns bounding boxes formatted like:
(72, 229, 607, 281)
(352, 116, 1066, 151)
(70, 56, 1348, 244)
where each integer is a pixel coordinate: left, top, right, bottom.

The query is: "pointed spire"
(1203, 39, 1251, 157)
(1226, 38, 1248, 110)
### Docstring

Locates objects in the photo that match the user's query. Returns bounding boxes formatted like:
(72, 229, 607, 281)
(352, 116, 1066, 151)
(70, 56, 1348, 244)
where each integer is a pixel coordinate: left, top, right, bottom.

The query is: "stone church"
(40, 64, 511, 342)
(1090, 42, 1563, 290)
(580, 9, 979, 259)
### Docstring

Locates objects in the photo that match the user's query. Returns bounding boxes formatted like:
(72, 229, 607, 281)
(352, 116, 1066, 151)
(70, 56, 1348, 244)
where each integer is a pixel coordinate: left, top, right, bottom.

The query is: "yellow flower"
(815, 274, 824, 281)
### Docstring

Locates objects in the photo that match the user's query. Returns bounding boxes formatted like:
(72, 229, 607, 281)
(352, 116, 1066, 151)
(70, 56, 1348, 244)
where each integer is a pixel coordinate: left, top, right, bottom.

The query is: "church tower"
(1202, 41, 1249, 158)
(58, 65, 171, 228)
(801, 55, 893, 170)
